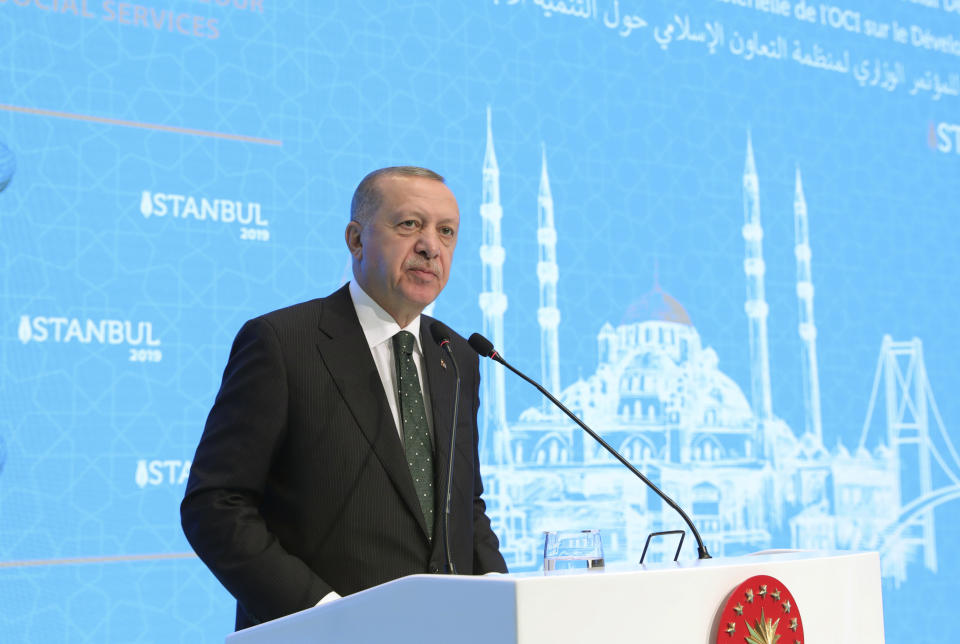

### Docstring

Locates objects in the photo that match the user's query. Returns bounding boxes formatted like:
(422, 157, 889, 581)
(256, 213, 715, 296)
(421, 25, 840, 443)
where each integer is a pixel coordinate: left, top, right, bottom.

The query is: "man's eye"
(399, 220, 418, 229)
(440, 226, 456, 237)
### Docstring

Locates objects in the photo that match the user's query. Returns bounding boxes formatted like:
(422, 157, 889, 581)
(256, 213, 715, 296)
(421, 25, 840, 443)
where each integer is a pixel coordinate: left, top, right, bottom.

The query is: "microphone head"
(467, 333, 496, 358)
(429, 321, 453, 346)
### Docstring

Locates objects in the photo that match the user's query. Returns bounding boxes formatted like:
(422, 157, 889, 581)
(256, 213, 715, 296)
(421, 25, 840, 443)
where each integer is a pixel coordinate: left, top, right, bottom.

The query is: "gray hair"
(350, 166, 445, 224)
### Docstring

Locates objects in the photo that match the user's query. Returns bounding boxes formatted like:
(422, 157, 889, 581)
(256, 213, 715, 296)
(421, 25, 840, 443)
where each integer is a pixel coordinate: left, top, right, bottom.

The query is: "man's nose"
(414, 229, 441, 258)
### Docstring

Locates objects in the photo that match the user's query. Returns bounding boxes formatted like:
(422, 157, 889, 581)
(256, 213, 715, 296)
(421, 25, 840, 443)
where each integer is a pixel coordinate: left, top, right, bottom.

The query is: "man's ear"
(345, 221, 363, 259)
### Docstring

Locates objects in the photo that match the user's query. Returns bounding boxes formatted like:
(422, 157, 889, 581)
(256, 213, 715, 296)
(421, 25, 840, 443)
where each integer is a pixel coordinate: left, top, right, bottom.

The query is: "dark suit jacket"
(181, 284, 506, 630)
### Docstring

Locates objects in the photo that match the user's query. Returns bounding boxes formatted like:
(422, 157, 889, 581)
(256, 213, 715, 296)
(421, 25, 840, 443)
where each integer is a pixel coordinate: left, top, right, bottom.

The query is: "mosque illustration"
(473, 108, 959, 582)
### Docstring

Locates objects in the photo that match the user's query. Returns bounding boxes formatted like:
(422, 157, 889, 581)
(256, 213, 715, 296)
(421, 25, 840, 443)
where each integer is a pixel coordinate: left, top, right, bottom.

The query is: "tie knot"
(393, 330, 416, 355)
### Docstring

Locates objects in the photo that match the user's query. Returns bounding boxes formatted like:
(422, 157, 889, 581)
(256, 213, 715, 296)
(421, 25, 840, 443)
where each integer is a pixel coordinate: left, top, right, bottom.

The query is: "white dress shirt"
(348, 279, 434, 441)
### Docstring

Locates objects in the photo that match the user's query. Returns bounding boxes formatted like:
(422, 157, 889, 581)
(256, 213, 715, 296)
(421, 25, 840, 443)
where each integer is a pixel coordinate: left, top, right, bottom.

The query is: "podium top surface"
(227, 550, 884, 644)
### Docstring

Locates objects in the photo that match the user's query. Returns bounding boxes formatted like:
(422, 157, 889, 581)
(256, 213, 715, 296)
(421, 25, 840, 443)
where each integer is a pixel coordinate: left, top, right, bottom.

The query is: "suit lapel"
(315, 285, 430, 539)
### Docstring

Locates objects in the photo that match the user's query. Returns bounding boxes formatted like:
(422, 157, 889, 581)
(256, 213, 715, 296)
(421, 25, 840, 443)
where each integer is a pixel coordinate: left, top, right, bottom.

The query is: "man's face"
(346, 175, 460, 325)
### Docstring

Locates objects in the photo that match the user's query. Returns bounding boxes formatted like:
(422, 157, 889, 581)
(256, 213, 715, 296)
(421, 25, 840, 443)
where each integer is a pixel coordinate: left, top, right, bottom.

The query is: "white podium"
(225, 550, 884, 643)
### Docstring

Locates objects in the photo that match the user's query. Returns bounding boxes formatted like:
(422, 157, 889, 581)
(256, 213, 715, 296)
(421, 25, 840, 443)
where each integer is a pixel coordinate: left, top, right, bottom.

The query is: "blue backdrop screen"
(1, 0, 958, 641)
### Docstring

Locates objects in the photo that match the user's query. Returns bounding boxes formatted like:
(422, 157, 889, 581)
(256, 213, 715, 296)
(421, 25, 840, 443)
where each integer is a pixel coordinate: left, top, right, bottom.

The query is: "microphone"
(429, 321, 460, 574)
(466, 333, 495, 359)
(467, 332, 711, 560)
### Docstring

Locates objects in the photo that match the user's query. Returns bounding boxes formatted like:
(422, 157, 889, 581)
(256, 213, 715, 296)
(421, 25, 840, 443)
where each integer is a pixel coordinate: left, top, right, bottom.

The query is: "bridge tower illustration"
(479, 106, 511, 465)
(859, 335, 960, 581)
(536, 144, 561, 414)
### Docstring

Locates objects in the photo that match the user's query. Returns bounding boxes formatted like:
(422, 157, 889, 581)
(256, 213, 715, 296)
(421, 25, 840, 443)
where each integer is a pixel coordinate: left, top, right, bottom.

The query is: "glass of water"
(543, 529, 605, 572)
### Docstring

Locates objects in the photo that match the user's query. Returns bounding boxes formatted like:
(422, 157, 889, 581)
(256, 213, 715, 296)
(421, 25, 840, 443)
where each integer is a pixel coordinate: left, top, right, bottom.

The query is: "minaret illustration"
(536, 144, 561, 412)
(479, 107, 510, 465)
(793, 168, 823, 442)
(742, 133, 774, 459)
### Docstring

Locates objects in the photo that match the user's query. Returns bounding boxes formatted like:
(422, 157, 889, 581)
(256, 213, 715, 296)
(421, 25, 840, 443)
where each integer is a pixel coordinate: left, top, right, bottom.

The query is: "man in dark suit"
(181, 166, 507, 630)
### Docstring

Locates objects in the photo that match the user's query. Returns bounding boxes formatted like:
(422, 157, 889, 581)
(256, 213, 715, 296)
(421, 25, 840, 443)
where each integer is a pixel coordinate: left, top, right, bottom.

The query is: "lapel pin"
(440, 358, 447, 370)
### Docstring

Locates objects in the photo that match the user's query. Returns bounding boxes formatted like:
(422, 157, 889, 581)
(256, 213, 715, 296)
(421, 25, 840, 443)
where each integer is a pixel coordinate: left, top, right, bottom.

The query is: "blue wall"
(1, 1, 958, 641)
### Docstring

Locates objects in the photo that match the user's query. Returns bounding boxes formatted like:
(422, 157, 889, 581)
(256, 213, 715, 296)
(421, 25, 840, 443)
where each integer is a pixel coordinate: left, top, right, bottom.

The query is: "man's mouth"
(409, 269, 437, 281)
(406, 263, 439, 279)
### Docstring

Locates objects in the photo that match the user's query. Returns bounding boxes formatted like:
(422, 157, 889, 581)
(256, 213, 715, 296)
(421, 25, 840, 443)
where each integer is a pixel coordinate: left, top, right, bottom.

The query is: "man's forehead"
(377, 176, 458, 214)
(378, 173, 452, 195)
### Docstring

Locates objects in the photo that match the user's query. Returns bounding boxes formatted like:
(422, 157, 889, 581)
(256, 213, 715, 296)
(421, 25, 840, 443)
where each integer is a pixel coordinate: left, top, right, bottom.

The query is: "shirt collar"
(348, 280, 422, 353)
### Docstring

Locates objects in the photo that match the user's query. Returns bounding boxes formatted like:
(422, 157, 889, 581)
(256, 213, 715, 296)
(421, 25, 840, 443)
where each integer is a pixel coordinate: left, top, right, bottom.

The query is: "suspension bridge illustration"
(855, 336, 960, 583)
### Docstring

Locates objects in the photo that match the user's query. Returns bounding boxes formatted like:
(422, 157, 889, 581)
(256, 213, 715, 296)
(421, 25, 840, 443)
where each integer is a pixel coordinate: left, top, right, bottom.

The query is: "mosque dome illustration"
(598, 285, 753, 431)
(0, 140, 15, 193)
(622, 283, 692, 326)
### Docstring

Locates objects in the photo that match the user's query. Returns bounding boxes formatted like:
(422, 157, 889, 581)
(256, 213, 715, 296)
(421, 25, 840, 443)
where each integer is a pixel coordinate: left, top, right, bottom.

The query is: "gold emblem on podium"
(715, 575, 804, 644)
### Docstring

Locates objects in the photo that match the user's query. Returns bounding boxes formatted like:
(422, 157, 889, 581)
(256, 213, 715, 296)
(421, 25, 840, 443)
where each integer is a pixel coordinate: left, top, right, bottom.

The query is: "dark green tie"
(393, 330, 434, 539)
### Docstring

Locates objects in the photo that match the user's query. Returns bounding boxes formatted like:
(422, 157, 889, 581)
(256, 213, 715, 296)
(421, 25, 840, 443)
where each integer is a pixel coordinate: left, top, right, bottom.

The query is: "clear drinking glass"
(543, 529, 605, 571)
